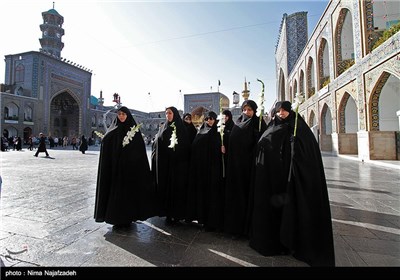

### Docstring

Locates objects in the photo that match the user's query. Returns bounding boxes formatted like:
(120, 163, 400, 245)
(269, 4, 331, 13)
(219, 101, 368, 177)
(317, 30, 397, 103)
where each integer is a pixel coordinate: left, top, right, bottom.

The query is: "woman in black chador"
(94, 106, 155, 227)
(224, 100, 266, 237)
(182, 113, 197, 144)
(249, 101, 335, 267)
(221, 109, 235, 170)
(151, 106, 190, 224)
(186, 111, 223, 231)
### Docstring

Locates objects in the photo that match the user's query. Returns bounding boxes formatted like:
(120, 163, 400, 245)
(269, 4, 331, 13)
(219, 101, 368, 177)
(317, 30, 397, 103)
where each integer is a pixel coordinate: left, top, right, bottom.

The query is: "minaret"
(242, 78, 250, 101)
(98, 90, 104, 108)
(39, 3, 65, 59)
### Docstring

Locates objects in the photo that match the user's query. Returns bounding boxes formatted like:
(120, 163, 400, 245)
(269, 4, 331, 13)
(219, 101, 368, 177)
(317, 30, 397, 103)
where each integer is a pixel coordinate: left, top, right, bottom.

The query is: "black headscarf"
(182, 112, 197, 144)
(236, 100, 259, 127)
(198, 111, 218, 134)
(275, 101, 292, 113)
(103, 106, 137, 140)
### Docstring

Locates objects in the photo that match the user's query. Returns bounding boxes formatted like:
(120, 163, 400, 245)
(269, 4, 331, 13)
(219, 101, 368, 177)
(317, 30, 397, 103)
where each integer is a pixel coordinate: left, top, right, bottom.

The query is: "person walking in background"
(71, 137, 77, 150)
(249, 101, 335, 267)
(224, 100, 266, 238)
(94, 106, 155, 228)
(34, 133, 50, 157)
(151, 106, 190, 224)
(79, 135, 88, 154)
(63, 136, 68, 149)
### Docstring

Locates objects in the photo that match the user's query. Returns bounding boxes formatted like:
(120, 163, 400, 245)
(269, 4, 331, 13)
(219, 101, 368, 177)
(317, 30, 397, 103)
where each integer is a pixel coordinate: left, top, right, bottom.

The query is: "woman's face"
(242, 105, 254, 118)
(276, 108, 290, 119)
(205, 116, 215, 127)
(117, 111, 127, 123)
(166, 108, 174, 122)
(223, 114, 229, 123)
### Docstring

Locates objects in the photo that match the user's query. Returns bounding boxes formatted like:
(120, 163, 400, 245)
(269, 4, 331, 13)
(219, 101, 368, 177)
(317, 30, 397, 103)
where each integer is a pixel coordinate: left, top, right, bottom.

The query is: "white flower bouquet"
(122, 123, 143, 147)
(168, 122, 178, 151)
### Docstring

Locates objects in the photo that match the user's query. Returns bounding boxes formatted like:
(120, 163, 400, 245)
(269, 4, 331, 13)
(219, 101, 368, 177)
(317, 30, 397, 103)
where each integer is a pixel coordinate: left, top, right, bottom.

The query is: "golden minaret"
(242, 78, 250, 100)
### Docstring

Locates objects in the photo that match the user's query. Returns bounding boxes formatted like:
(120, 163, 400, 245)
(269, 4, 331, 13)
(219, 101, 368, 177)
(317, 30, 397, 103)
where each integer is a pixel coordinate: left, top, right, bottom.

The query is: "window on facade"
(24, 106, 33, 122)
(5, 103, 19, 120)
(15, 64, 25, 83)
(4, 107, 9, 119)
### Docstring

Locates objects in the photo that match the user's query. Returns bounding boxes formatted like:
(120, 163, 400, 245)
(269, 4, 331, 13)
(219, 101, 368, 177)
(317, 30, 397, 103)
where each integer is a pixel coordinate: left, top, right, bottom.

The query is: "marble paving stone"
(341, 235, 400, 258)
(1, 147, 399, 268)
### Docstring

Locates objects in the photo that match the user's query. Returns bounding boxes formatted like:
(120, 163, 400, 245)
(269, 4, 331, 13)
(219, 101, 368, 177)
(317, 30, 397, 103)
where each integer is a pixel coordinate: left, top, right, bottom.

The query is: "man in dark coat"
(79, 135, 88, 154)
(151, 106, 190, 223)
(94, 106, 155, 227)
(249, 101, 335, 267)
(34, 133, 50, 157)
(186, 111, 223, 231)
(224, 100, 267, 237)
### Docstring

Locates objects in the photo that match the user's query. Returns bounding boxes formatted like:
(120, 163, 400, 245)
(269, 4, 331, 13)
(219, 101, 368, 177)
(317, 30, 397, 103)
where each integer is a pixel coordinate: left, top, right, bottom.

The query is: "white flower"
(292, 92, 305, 110)
(94, 131, 104, 139)
(217, 113, 225, 134)
(168, 122, 178, 150)
(256, 95, 265, 117)
(122, 123, 142, 147)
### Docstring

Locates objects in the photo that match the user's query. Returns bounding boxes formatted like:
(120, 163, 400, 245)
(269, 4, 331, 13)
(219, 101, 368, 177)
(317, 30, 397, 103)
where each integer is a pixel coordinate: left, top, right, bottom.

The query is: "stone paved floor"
(0, 146, 399, 273)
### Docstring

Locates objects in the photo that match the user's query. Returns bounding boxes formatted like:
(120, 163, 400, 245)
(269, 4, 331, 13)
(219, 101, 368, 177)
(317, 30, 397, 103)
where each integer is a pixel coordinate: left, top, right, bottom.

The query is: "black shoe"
(34, 155, 38, 157)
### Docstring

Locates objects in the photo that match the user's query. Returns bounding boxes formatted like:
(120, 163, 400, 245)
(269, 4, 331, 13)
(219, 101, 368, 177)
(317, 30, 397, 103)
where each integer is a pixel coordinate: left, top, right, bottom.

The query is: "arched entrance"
(23, 127, 33, 144)
(50, 91, 80, 139)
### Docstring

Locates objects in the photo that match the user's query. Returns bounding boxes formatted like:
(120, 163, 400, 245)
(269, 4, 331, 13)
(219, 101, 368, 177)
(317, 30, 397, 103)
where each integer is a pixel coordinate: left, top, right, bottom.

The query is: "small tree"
(372, 22, 400, 50)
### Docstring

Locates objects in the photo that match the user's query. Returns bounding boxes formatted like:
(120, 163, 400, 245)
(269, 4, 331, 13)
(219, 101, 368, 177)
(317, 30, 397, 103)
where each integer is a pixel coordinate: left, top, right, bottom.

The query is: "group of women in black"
(94, 101, 335, 267)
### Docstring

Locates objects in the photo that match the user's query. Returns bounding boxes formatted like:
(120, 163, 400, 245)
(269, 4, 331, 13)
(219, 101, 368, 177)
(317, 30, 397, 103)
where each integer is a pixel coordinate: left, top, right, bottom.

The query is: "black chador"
(151, 106, 190, 222)
(186, 111, 223, 231)
(94, 106, 155, 226)
(249, 101, 335, 267)
(224, 100, 266, 237)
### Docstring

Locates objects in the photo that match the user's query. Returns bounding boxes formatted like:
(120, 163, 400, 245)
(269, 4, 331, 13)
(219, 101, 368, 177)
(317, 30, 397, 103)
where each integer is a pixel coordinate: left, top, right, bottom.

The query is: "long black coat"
(224, 113, 266, 236)
(151, 107, 190, 220)
(249, 112, 335, 267)
(186, 122, 223, 230)
(94, 109, 155, 225)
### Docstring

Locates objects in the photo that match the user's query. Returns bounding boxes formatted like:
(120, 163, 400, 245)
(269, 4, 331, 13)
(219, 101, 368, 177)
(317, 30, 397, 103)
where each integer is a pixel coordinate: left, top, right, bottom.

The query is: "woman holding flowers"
(249, 101, 335, 267)
(224, 100, 267, 238)
(186, 111, 224, 231)
(151, 106, 190, 224)
(94, 106, 155, 228)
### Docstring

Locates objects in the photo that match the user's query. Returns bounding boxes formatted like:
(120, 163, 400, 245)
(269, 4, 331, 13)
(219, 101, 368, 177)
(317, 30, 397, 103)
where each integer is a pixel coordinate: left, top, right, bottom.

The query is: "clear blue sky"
(1, 0, 328, 113)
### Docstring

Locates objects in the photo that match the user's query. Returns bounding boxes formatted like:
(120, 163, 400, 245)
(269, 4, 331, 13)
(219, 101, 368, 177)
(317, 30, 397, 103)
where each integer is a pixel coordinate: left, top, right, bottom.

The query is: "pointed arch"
(299, 70, 305, 96)
(335, 8, 355, 77)
(308, 110, 316, 127)
(338, 92, 358, 133)
(321, 103, 332, 135)
(318, 38, 330, 89)
(306, 57, 315, 98)
(50, 89, 82, 138)
(369, 72, 399, 131)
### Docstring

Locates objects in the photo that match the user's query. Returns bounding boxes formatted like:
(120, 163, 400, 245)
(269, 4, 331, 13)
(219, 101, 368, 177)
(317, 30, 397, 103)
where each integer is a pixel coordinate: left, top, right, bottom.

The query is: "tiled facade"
(275, 0, 400, 160)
